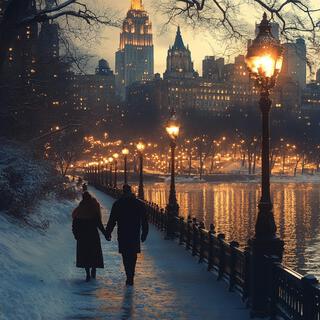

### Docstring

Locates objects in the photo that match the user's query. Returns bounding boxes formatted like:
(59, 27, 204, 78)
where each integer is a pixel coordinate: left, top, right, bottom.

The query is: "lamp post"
(137, 142, 145, 200)
(104, 159, 109, 186)
(245, 13, 284, 317)
(113, 153, 119, 188)
(165, 111, 180, 238)
(108, 157, 113, 188)
(122, 148, 129, 185)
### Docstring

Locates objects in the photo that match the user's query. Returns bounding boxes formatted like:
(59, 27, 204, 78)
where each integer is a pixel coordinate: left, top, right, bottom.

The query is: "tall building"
(280, 38, 307, 89)
(71, 59, 116, 113)
(115, 0, 154, 100)
(202, 56, 224, 82)
(38, 21, 59, 63)
(163, 26, 197, 80)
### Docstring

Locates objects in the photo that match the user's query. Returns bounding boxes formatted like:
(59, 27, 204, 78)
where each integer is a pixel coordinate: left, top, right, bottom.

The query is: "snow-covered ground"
(0, 187, 250, 320)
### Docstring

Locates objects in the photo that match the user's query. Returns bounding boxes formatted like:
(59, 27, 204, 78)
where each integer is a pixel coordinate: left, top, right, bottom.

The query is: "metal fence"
(93, 183, 320, 320)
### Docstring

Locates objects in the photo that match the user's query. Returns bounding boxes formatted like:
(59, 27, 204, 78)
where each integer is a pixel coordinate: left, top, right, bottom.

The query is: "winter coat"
(106, 193, 148, 254)
(72, 197, 105, 268)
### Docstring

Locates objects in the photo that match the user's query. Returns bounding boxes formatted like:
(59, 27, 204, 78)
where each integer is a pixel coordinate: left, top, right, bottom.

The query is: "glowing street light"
(122, 148, 130, 184)
(108, 157, 113, 188)
(245, 13, 284, 316)
(136, 142, 145, 199)
(165, 110, 180, 238)
(112, 153, 119, 188)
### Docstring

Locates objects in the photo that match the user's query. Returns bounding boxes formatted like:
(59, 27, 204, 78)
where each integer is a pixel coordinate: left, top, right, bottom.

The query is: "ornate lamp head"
(137, 142, 145, 152)
(122, 148, 129, 155)
(166, 111, 180, 140)
(246, 13, 283, 90)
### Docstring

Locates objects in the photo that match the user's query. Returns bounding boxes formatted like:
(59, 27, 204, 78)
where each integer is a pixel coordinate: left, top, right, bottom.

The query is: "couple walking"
(72, 184, 149, 285)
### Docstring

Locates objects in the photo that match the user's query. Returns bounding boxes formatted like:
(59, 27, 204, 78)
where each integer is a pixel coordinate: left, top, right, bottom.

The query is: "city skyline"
(89, 0, 316, 80)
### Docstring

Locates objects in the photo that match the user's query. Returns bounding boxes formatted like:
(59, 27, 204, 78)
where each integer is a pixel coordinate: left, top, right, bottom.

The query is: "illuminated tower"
(115, 0, 154, 100)
(164, 26, 195, 80)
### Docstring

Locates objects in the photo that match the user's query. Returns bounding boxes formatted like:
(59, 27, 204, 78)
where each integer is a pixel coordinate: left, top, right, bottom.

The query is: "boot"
(85, 268, 90, 282)
(126, 277, 134, 286)
(91, 268, 96, 279)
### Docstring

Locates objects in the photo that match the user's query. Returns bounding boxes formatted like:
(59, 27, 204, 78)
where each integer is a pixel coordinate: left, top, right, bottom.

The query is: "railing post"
(160, 208, 165, 230)
(179, 217, 185, 245)
(207, 223, 215, 271)
(192, 218, 198, 256)
(243, 246, 251, 304)
(302, 274, 318, 320)
(186, 216, 192, 251)
(198, 222, 205, 263)
(269, 259, 281, 320)
(229, 240, 239, 291)
(217, 233, 226, 280)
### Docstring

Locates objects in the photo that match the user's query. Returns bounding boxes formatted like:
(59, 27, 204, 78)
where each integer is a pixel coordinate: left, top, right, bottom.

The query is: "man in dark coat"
(105, 184, 148, 286)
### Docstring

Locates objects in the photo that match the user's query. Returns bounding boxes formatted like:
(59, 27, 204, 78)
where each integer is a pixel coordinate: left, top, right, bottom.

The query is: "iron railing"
(91, 181, 320, 320)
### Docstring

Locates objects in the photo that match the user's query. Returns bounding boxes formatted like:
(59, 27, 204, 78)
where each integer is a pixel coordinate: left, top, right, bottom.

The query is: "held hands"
(105, 233, 111, 241)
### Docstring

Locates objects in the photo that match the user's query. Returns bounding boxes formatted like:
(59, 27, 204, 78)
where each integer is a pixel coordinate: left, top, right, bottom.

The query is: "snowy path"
(0, 187, 251, 320)
(66, 187, 251, 320)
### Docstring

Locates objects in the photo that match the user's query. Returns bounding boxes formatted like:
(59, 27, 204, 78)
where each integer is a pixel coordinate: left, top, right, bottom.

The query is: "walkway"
(68, 187, 251, 320)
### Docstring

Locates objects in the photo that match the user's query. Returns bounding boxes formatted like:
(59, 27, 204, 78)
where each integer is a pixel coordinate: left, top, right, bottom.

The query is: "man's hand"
(141, 234, 147, 243)
(105, 234, 111, 241)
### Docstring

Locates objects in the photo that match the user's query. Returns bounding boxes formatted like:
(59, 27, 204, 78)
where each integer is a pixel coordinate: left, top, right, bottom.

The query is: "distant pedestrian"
(72, 192, 107, 281)
(82, 183, 88, 193)
(106, 184, 148, 286)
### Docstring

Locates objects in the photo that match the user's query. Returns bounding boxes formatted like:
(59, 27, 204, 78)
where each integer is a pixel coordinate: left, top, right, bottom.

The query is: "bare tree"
(159, 0, 320, 40)
(0, 0, 120, 70)
(158, 0, 320, 64)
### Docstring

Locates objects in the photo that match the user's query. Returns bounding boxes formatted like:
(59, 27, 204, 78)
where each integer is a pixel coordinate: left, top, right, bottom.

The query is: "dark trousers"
(122, 252, 137, 280)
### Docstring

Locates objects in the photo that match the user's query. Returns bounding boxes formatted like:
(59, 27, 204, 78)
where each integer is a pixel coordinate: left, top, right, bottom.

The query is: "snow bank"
(0, 139, 64, 215)
(0, 196, 78, 320)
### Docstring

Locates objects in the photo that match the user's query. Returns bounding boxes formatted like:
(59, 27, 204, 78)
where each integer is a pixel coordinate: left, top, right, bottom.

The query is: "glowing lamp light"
(108, 157, 113, 163)
(137, 142, 145, 152)
(166, 113, 180, 140)
(113, 153, 119, 159)
(246, 13, 283, 81)
(122, 148, 129, 155)
(246, 54, 283, 78)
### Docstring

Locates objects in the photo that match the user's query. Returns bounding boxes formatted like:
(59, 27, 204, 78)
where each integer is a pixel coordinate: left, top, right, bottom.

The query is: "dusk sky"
(77, 0, 320, 78)
(89, 0, 257, 75)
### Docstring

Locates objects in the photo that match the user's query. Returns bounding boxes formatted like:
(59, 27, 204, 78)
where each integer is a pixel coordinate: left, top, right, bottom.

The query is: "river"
(142, 181, 320, 277)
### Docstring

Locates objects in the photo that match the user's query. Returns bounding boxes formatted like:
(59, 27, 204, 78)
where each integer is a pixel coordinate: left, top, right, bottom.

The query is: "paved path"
(68, 187, 251, 320)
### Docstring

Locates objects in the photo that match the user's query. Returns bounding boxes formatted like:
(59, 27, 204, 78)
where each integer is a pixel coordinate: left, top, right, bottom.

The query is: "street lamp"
(165, 111, 180, 217)
(245, 13, 284, 317)
(113, 153, 119, 188)
(122, 147, 130, 184)
(104, 159, 109, 186)
(137, 142, 145, 199)
(108, 157, 113, 188)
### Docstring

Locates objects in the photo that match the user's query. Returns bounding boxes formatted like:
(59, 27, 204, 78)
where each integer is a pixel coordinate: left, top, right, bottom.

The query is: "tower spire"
(131, 0, 143, 10)
(172, 26, 186, 50)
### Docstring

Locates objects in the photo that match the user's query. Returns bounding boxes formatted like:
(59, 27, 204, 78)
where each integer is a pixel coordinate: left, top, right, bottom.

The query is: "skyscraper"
(280, 38, 307, 89)
(163, 26, 196, 80)
(115, 0, 154, 100)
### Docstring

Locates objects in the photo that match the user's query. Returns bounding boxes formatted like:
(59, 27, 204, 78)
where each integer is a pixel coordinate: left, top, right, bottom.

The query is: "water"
(142, 182, 320, 277)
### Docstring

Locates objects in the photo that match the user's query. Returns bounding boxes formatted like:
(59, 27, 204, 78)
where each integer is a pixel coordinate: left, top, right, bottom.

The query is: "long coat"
(72, 198, 105, 268)
(106, 193, 149, 254)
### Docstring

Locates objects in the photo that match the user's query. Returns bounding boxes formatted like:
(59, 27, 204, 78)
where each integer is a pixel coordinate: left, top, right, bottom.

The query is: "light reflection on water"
(143, 182, 320, 276)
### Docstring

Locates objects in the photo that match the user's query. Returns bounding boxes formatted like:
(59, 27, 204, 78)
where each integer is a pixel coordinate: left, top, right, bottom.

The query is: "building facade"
(115, 0, 154, 100)
(163, 26, 197, 80)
